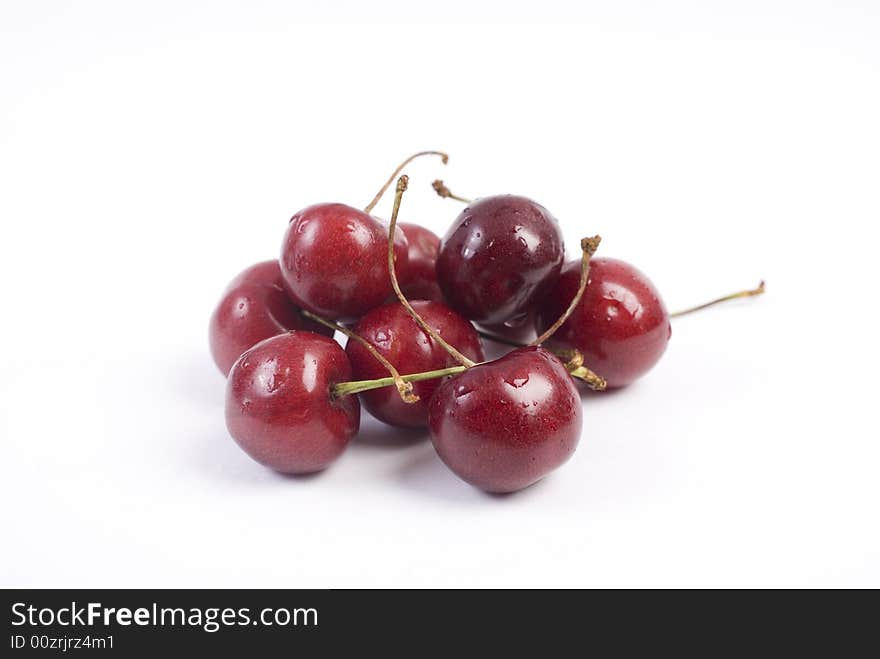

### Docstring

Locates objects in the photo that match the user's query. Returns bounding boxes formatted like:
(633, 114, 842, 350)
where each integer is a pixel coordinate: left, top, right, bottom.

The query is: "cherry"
(225, 331, 360, 474)
(209, 260, 332, 375)
(279, 152, 448, 322)
(535, 257, 671, 388)
(279, 204, 411, 322)
(346, 300, 484, 428)
(428, 346, 582, 493)
(435, 194, 565, 324)
(398, 222, 443, 301)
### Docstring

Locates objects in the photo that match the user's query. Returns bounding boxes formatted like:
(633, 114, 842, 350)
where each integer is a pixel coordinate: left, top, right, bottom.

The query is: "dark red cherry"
(428, 346, 582, 493)
(209, 260, 332, 376)
(436, 195, 565, 324)
(279, 203, 410, 322)
(346, 301, 484, 428)
(398, 222, 443, 301)
(225, 331, 360, 474)
(536, 257, 671, 388)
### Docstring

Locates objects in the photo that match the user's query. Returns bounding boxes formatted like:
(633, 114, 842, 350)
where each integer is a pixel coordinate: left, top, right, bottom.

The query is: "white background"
(2, 1, 878, 588)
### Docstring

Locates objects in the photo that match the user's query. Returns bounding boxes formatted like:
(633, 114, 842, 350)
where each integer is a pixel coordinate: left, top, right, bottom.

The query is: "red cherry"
(436, 195, 565, 324)
(398, 222, 443, 301)
(209, 260, 332, 376)
(536, 257, 671, 388)
(346, 301, 484, 428)
(279, 203, 410, 322)
(225, 331, 360, 474)
(428, 346, 582, 493)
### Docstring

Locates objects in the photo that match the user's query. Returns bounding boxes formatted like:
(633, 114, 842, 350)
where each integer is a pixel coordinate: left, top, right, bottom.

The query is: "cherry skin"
(398, 222, 443, 301)
(279, 203, 410, 322)
(346, 301, 484, 428)
(435, 195, 565, 325)
(225, 331, 360, 474)
(535, 257, 671, 388)
(428, 346, 582, 493)
(209, 260, 332, 376)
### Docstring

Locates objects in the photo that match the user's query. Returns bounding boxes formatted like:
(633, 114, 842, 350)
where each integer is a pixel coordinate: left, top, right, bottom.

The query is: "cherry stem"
(548, 346, 601, 389)
(363, 151, 449, 214)
(300, 309, 418, 404)
(432, 179, 473, 204)
(670, 280, 766, 318)
(333, 364, 470, 399)
(387, 175, 477, 368)
(531, 235, 602, 347)
(568, 364, 608, 391)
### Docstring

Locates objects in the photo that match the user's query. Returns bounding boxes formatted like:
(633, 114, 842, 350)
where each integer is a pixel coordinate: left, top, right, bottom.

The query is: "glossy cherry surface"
(398, 222, 443, 301)
(279, 203, 410, 322)
(428, 346, 582, 493)
(209, 260, 332, 376)
(346, 301, 484, 428)
(536, 257, 671, 388)
(225, 331, 360, 474)
(435, 195, 565, 325)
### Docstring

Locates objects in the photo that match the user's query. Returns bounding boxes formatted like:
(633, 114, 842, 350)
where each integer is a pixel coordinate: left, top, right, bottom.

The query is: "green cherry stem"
(530, 235, 601, 347)
(670, 281, 766, 318)
(568, 364, 607, 390)
(387, 175, 477, 368)
(528, 234, 607, 391)
(300, 309, 418, 404)
(332, 364, 472, 399)
(364, 151, 449, 214)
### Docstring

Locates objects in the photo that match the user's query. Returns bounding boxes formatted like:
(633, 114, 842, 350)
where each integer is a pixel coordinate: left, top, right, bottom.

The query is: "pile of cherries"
(209, 152, 763, 493)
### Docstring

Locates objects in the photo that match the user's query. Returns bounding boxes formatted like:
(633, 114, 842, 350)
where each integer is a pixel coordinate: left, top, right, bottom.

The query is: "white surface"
(1, 1, 878, 588)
